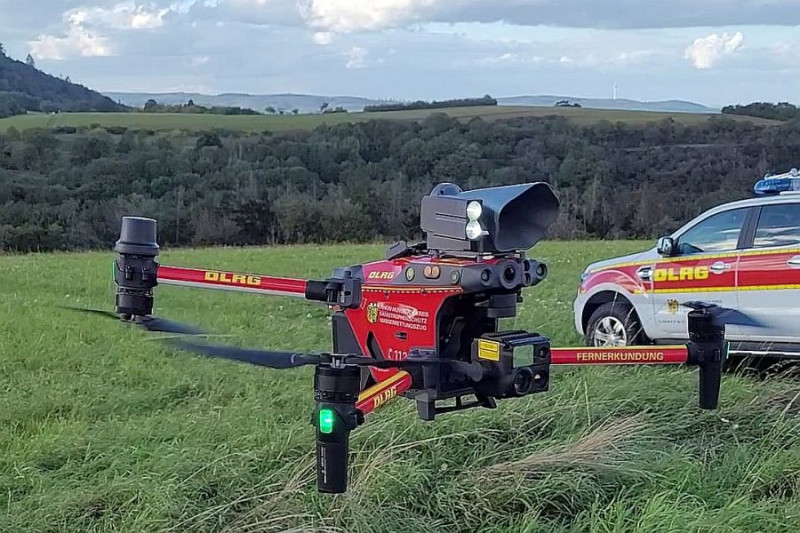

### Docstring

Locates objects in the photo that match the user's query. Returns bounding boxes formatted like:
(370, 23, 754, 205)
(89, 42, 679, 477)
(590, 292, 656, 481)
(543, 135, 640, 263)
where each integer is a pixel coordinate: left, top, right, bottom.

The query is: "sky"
(1, 0, 799, 107)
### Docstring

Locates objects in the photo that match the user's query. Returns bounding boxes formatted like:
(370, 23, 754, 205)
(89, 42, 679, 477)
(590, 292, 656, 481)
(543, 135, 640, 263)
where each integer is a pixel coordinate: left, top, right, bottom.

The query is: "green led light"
(319, 408, 335, 434)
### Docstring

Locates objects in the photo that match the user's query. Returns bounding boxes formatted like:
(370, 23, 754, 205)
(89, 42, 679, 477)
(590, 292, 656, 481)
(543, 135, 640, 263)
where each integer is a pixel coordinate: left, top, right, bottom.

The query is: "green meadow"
(0, 106, 779, 133)
(1, 241, 799, 532)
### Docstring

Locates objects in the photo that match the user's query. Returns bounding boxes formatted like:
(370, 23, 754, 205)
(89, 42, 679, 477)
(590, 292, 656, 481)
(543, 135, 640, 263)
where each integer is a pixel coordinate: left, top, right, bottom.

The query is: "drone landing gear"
(413, 391, 497, 421)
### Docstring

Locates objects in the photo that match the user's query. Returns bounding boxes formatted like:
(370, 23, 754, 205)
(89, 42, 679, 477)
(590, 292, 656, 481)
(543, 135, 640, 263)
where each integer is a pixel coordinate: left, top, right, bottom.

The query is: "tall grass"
(1, 242, 798, 531)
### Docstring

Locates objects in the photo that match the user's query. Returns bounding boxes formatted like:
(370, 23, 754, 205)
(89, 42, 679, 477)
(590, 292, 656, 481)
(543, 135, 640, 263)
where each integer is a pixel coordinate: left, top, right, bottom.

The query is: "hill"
(0, 51, 127, 118)
(2, 242, 799, 531)
(498, 95, 715, 113)
(104, 91, 715, 114)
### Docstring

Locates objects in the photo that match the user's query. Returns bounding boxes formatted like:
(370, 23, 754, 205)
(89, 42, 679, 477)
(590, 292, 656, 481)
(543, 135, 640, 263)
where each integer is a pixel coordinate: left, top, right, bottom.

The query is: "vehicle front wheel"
(585, 301, 645, 347)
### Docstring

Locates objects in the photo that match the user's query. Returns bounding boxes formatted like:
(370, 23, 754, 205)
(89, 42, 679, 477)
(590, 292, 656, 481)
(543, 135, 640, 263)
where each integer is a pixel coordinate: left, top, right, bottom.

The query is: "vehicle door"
(736, 201, 800, 343)
(650, 207, 752, 339)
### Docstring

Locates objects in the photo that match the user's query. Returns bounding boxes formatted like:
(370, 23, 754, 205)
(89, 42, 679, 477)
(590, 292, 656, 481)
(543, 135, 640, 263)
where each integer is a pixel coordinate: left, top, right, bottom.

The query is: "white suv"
(573, 171, 800, 358)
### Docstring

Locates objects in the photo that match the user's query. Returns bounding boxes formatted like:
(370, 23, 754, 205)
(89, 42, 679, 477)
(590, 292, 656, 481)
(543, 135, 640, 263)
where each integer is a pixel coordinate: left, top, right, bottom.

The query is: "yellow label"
(203, 271, 261, 286)
(575, 351, 665, 362)
(373, 388, 398, 409)
(653, 266, 709, 282)
(478, 340, 501, 361)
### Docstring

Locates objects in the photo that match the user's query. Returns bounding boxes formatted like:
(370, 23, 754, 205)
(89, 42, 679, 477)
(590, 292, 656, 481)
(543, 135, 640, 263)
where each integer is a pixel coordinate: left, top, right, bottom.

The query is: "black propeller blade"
(680, 301, 765, 328)
(62, 306, 207, 336)
(169, 338, 321, 368)
(135, 315, 206, 335)
(67, 306, 483, 377)
(166, 337, 484, 378)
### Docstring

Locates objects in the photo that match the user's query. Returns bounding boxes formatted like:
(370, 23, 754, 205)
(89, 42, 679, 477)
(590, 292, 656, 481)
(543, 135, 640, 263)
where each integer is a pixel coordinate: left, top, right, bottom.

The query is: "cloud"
(345, 46, 367, 68)
(312, 31, 334, 44)
(28, 2, 176, 59)
(4, 0, 798, 106)
(30, 24, 113, 60)
(437, 0, 800, 30)
(684, 31, 744, 69)
(296, 0, 800, 33)
(69, 2, 172, 30)
(300, 0, 437, 33)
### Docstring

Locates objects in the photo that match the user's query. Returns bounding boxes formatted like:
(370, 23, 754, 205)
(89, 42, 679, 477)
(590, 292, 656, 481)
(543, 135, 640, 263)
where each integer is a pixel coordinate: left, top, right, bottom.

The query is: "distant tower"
(613, 83, 618, 100)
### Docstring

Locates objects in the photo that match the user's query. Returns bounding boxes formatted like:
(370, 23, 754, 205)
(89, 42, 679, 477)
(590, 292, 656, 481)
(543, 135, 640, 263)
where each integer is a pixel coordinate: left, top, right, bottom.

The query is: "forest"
(363, 95, 498, 112)
(721, 101, 799, 121)
(1, 113, 799, 252)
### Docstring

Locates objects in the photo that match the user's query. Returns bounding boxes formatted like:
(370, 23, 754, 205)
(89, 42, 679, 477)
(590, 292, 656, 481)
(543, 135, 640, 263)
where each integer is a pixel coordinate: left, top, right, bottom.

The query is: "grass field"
(0, 106, 780, 133)
(2, 241, 799, 532)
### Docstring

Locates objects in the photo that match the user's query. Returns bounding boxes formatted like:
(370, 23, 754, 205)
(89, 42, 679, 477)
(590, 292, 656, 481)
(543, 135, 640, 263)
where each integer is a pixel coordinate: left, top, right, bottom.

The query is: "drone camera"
(472, 332, 551, 399)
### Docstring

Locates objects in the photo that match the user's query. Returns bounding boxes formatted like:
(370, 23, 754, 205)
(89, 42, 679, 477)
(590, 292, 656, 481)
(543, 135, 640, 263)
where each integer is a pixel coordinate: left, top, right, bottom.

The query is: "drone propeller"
(680, 301, 764, 328)
(61, 306, 207, 336)
(169, 338, 322, 368)
(68, 305, 478, 375)
(165, 337, 484, 379)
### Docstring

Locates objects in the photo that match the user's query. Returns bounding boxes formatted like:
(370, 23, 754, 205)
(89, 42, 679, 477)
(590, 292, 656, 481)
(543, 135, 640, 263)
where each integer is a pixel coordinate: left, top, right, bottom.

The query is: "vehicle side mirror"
(657, 236, 676, 256)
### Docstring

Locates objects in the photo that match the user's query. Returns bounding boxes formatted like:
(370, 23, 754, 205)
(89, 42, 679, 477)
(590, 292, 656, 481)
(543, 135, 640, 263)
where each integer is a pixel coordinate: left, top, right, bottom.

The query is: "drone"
(71, 181, 762, 494)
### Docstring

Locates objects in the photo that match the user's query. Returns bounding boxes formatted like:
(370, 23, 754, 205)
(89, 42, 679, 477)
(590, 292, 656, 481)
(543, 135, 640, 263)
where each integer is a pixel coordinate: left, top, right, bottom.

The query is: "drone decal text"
(203, 271, 262, 286)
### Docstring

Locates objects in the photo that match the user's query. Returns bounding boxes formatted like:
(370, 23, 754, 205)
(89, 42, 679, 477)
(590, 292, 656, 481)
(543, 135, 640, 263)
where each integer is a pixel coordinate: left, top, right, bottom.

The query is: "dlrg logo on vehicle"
(653, 266, 709, 282)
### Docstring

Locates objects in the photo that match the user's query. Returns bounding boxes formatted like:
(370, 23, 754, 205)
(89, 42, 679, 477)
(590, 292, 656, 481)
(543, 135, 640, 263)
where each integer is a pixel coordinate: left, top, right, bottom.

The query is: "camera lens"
(532, 369, 548, 390)
(511, 368, 534, 396)
(480, 269, 492, 284)
(504, 266, 516, 283)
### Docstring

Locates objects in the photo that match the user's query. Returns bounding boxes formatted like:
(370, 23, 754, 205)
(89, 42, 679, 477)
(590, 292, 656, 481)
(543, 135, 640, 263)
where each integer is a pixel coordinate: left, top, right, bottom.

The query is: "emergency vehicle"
(574, 169, 800, 358)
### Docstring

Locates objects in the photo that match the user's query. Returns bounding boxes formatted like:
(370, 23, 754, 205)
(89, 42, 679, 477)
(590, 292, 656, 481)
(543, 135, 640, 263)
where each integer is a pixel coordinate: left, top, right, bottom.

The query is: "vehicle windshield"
(676, 208, 748, 255)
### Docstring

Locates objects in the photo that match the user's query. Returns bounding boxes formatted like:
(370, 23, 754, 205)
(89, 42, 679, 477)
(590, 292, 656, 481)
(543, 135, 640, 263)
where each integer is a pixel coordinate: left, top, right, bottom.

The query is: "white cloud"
(69, 2, 171, 30)
(312, 31, 334, 44)
(684, 31, 744, 69)
(300, 0, 437, 33)
(30, 25, 113, 60)
(28, 2, 174, 59)
(345, 46, 367, 68)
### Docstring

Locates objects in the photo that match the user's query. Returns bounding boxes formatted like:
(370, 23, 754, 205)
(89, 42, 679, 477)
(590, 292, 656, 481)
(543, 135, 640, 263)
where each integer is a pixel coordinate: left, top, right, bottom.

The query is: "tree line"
(1, 113, 799, 253)
(721, 102, 799, 122)
(142, 99, 260, 115)
(364, 95, 497, 112)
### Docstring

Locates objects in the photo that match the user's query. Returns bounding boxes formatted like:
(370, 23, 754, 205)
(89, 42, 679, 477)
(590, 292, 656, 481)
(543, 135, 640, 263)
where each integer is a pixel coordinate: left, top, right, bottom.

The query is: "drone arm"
(355, 370, 413, 416)
(550, 307, 726, 410)
(157, 265, 308, 298)
(550, 345, 689, 365)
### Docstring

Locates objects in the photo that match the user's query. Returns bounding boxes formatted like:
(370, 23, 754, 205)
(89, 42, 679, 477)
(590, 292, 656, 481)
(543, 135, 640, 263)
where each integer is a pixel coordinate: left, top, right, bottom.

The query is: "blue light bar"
(754, 168, 800, 196)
